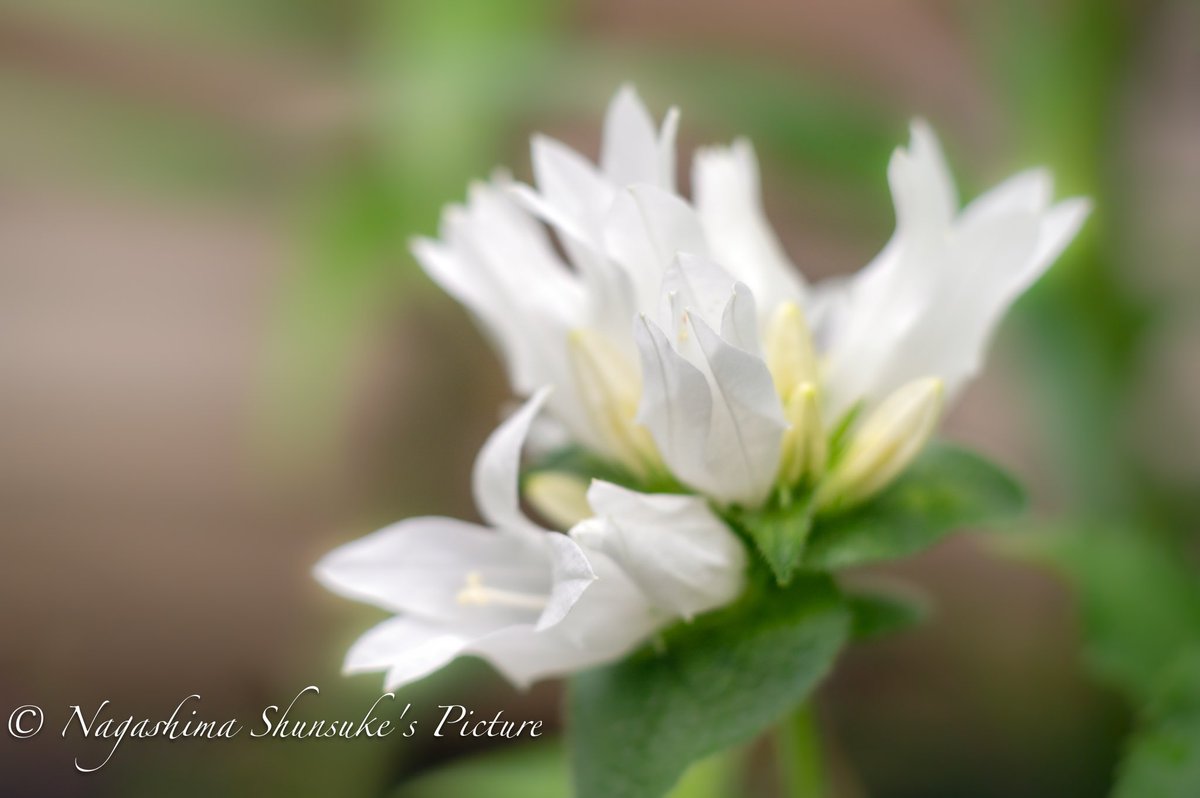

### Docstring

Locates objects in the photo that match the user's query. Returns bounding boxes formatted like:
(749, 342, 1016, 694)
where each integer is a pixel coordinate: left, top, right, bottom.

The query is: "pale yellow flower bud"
(817, 377, 944, 509)
(765, 301, 818, 400)
(778, 382, 827, 487)
(567, 329, 661, 476)
(525, 471, 593, 530)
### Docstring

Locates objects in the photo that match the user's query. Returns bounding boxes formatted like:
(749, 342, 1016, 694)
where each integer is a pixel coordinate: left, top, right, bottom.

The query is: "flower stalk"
(780, 703, 828, 798)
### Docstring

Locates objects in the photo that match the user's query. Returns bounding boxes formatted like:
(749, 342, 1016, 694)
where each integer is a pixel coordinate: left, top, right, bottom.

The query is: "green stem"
(667, 747, 737, 798)
(780, 703, 827, 798)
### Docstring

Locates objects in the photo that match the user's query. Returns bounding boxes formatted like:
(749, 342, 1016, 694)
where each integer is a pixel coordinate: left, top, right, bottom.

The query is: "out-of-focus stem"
(781, 703, 827, 798)
(667, 747, 738, 798)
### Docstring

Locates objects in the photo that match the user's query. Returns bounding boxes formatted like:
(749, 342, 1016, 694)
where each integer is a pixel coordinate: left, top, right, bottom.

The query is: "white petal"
(343, 617, 467, 690)
(658, 106, 681, 192)
(635, 310, 784, 507)
(921, 199, 1089, 395)
(693, 138, 806, 315)
(602, 84, 664, 189)
(531, 134, 614, 232)
(888, 119, 957, 237)
(822, 123, 1089, 415)
(885, 212, 1042, 397)
(1031, 197, 1091, 273)
(720, 282, 764, 359)
(537, 533, 596, 631)
(313, 516, 547, 626)
(509, 181, 641, 368)
(633, 316, 713, 492)
(472, 388, 552, 534)
(412, 181, 584, 398)
(687, 313, 787, 506)
(509, 181, 592, 248)
(604, 184, 709, 315)
(961, 168, 1052, 223)
(468, 554, 663, 689)
(472, 390, 599, 631)
(657, 253, 736, 340)
(411, 234, 539, 392)
(572, 481, 746, 619)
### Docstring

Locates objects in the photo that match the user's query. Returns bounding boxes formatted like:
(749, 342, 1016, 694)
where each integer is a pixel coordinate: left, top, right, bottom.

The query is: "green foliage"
(803, 443, 1026, 570)
(734, 493, 815, 586)
(845, 584, 930, 641)
(1017, 527, 1200, 705)
(1113, 650, 1200, 798)
(553, 438, 1025, 798)
(568, 575, 849, 798)
(721, 443, 1021, 587)
(1011, 526, 1200, 797)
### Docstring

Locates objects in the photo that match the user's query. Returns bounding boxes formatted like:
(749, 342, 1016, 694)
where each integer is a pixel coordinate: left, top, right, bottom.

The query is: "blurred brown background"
(1, 0, 1197, 796)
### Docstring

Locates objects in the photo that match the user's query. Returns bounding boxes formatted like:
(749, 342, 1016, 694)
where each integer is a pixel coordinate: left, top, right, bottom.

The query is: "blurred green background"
(1, 0, 1197, 796)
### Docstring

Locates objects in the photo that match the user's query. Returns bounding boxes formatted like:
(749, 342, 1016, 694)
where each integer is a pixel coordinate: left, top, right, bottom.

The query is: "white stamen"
(456, 572, 549, 611)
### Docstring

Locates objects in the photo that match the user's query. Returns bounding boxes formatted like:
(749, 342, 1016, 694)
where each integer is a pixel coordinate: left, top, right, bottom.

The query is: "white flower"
(320, 86, 1089, 691)
(413, 85, 1089, 511)
(315, 388, 745, 690)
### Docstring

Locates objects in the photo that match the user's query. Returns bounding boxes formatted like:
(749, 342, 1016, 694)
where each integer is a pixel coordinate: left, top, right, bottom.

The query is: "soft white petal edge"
(571, 480, 746, 619)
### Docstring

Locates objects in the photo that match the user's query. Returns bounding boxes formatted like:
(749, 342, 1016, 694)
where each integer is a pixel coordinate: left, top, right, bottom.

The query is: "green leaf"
(1113, 649, 1200, 798)
(845, 583, 931, 641)
(568, 575, 850, 798)
(803, 443, 1025, 570)
(1012, 525, 1200, 704)
(1007, 526, 1200, 796)
(735, 494, 815, 586)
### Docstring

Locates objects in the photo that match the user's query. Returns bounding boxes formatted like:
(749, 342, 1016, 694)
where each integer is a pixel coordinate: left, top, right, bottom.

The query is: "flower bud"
(568, 329, 661, 475)
(525, 471, 593, 530)
(778, 382, 827, 487)
(765, 301, 818, 399)
(817, 377, 944, 509)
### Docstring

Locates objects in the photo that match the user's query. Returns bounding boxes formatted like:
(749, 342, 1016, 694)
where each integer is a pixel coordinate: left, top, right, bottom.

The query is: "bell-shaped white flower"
(817, 121, 1092, 418)
(316, 388, 746, 690)
(412, 86, 1087, 510)
(570, 480, 746, 620)
(316, 389, 593, 688)
(320, 86, 1090, 694)
(635, 254, 786, 508)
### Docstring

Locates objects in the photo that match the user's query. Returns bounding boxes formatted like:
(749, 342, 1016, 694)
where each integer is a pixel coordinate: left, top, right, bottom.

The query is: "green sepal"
(803, 443, 1025, 570)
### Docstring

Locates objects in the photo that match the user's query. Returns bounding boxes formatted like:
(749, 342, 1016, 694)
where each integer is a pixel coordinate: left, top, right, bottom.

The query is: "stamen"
(456, 572, 549, 611)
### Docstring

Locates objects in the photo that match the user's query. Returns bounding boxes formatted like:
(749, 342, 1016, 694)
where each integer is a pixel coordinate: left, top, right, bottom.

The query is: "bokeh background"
(1, 0, 1197, 796)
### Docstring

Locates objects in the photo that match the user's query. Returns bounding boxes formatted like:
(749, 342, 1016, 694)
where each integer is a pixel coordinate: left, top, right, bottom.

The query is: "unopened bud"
(766, 302, 818, 399)
(568, 329, 661, 476)
(525, 471, 593, 530)
(817, 377, 944, 509)
(778, 382, 827, 487)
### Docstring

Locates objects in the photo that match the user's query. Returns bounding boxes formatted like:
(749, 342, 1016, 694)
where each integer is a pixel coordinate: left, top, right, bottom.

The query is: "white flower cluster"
(317, 86, 1087, 690)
